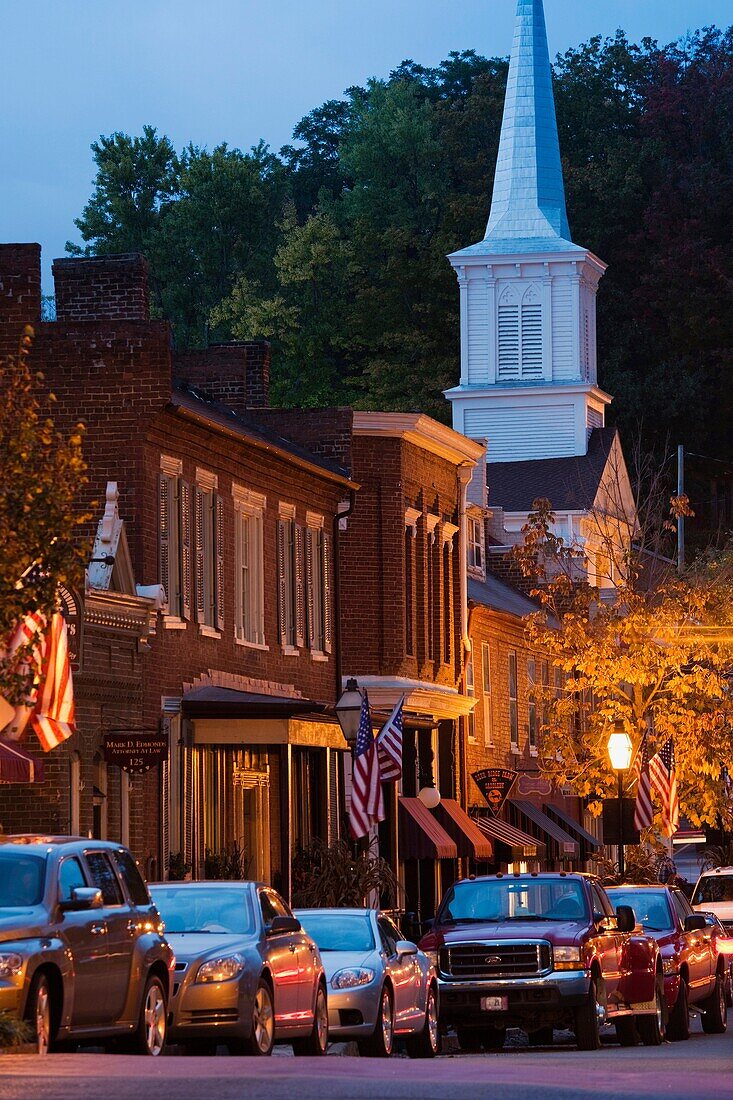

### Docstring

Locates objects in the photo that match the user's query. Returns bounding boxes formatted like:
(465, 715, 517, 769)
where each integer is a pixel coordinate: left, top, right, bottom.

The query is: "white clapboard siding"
(467, 279, 490, 384)
(464, 404, 576, 462)
(551, 279, 575, 379)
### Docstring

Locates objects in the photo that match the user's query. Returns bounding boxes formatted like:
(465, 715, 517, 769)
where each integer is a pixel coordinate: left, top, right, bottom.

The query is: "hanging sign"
(518, 774, 553, 797)
(103, 730, 168, 774)
(472, 768, 518, 815)
(58, 584, 83, 672)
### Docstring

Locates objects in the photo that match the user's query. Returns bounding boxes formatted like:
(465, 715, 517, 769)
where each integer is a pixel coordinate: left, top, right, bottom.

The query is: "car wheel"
(405, 984, 440, 1058)
(574, 977, 604, 1051)
(243, 979, 275, 1056)
(528, 1026, 553, 1047)
(25, 973, 52, 1056)
(637, 975, 666, 1047)
(129, 974, 167, 1056)
(292, 983, 329, 1056)
(701, 972, 727, 1035)
(666, 976, 690, 1042)
(358, 986, 394, 1057)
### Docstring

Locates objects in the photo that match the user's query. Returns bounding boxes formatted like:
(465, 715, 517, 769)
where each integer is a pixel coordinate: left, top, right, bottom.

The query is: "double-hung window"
(467, 516, 484, 573)
(509, 651, 519, 753)
(233, 486, 266, 647)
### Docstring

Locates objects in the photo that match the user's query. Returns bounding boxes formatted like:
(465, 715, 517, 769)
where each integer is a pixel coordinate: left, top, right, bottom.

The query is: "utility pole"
(677, 444, 685, 573)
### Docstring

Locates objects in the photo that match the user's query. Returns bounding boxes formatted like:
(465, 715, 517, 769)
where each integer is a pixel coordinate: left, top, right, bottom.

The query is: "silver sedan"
(295, 908, 439, 1057)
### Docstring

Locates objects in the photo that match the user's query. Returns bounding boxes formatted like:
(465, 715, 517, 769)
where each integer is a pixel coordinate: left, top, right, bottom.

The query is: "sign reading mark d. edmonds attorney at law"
(472, 768, 518, 815)
(103, 731, 168, 774)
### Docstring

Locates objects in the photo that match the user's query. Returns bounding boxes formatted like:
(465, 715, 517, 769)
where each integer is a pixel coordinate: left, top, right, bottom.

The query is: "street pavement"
(0, 1019, 730, 1100)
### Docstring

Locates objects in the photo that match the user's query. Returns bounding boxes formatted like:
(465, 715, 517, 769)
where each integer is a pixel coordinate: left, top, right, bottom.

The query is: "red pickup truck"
(607, 884, 728, 1041)
(419, 872, 662, 1051)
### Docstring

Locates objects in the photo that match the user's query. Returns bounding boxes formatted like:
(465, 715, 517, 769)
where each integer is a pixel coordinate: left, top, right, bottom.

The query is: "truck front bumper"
(437, 969, 590, 1028)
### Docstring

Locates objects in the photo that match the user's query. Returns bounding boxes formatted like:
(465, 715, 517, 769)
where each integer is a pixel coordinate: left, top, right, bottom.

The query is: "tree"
(514, 498, 733, 831)
(0, 329, 88, 703)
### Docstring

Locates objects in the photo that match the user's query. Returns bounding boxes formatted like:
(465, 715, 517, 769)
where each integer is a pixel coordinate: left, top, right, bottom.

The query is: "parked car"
(607, 883, 728, 1040)
(150, 881, 328, 1056)
(295, 907, 439, 1058)
(691, 866, 733, 936)
(419, 873, 662, 1052)
(0, 835, 173, 1055)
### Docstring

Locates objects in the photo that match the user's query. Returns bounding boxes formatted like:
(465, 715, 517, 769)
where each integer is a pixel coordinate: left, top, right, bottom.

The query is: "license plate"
(481, 996, 508, 1011)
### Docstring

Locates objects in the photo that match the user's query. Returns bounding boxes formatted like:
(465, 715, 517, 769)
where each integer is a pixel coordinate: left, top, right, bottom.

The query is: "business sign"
(472, 768, 518, 815)
(103, 731, 168, 774)
(58, 584, 83, 672)
(518, 775, 553, 797)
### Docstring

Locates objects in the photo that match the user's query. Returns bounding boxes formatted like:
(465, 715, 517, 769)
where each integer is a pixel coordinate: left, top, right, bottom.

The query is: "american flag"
(349, 692, 385, 839)
(376, 696, 404, 782)
(633, 733, 654, 831)
(649, 737, 679, 838)
(2, 612, 75, 751)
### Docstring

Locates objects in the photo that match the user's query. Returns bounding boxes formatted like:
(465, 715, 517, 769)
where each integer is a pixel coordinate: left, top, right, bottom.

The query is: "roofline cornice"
(352, 411, 484, 466)
(446, 383, 612, 405)
(448, 247, 607, 276)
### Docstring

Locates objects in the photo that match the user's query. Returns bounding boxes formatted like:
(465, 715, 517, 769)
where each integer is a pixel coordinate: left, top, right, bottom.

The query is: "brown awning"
(399, 798, 458, 861)
(508, 799, 580, 859)
(474, 814, 544, 860)
(543, 803, 602, 850)
(433, 799, 493, 860)
(182, 686, 326, 719)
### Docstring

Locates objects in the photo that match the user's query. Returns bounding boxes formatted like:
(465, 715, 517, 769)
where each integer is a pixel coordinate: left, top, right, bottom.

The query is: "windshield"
(151, 886, 256, 935)
(692, 875, 733, 905)
(608, 889, 673, 932)
(437, 878, 589, 924)
(296, 912, 375, 952)
(0, 853, 46, 908)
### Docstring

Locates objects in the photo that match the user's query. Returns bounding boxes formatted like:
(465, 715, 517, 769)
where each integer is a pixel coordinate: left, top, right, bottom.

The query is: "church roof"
(487, 428, 618, 512)
(452, 0, 574, 261)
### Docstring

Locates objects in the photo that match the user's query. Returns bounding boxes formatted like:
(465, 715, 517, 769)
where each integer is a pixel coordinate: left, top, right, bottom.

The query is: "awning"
(543, 803, 602, 850)
(474, 814, 544, 860)
(508, 799, 580, 858)
(433, 798, 493, 860)
(182, 686, 326, 720)
(399, 798, 458, 861)
(0, 739, 45, 784)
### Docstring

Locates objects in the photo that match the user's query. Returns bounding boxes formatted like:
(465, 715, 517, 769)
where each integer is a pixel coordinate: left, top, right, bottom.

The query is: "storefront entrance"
(194, 746, 271, 883)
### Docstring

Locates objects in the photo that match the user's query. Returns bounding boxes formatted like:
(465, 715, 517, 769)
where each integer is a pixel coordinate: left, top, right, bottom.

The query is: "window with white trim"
(233, 487, 266, 647)
(497, 284, 543, 380)
(509, 651, 519, 753)
(482, 642, 494, 747)
(467, 515, 485, 574)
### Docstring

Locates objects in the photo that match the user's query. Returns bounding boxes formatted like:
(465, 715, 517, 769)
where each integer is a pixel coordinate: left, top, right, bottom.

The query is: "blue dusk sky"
(1, 0, 729, 288)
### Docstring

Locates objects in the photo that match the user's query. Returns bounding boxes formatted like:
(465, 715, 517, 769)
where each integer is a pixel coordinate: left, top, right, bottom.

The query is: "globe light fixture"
(336, 678, 363, 744)
(417, 786, 441, 810)
(607, 723, 633, 879)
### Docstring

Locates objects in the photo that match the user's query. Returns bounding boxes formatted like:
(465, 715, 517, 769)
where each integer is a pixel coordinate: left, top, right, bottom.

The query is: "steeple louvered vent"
(497, 284, 543, 380)
(498, 303, 520, 378)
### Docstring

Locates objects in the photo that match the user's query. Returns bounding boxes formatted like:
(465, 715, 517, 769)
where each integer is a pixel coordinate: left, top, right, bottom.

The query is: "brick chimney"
(174, 341, 271, 413)
(0, 244, 42, 325)
(52, 254, 150, 321)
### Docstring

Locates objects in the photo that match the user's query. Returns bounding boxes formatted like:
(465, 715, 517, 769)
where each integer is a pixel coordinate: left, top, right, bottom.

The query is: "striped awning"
(433, 799, 493, 860)
(399, 798, 458, 861)
(0, 739, 45, 784)
(474, 813, 544, 859)
(543, 803, 602, 850)
(508, 799, 580, 858)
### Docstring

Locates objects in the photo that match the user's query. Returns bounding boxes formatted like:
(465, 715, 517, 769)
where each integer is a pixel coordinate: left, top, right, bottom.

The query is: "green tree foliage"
(70, 29, 733, 461)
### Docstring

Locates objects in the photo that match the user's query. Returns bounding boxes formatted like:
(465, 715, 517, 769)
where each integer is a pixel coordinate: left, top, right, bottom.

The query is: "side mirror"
(615, 905, 636, 933)
(684, 914, 708, 933)
(268, 915, 301, 935)
(59, 886, 103, 913)
(395, 940, 418, 958)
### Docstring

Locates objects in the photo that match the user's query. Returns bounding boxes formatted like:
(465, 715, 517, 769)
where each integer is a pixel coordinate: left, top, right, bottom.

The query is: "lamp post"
(608, 726, 633, 880)
(336, 678, 363, 745)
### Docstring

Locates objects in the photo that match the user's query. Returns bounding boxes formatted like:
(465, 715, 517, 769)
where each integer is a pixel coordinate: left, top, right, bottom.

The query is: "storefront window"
(195, 747, 271, 884)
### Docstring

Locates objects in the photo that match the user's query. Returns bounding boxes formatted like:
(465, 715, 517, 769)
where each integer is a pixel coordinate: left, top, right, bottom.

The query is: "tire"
(292, 983, 329, 1056)
(456, 1027, 484, 1052)
(701, 972, 727, 1035)
(574, 978, 604, 1051)
(636, 976, 666, 1047)
(358, 986, 394, 1058)
(243, 979, 275, 1056)
(615, 1018, 639, 1047)
(528, 1026, 553, 1047)
(130, 973, 167, 1056)
(405, 985, 440, 1059)
(25, 972, 52, 1056)
(666, 976, 690, 1042)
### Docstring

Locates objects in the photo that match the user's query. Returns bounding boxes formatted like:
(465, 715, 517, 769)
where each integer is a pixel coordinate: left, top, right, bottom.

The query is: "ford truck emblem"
(485, 955, 502, 965)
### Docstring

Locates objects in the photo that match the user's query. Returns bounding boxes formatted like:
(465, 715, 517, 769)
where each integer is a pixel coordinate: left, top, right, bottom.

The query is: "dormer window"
(498, 284, 543, 380)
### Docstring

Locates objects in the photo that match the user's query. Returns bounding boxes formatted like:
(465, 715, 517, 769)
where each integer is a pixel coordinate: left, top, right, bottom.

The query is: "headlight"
(554, 946, 582, 970)
(663, 957, 678, 976)
(331, 967, 375, 990)
(0, 953, 24, 981)
(195, 953, 246, 984)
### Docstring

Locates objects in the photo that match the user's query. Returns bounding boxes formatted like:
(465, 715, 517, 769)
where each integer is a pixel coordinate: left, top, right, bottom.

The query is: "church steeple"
(486, 0, 571, 246)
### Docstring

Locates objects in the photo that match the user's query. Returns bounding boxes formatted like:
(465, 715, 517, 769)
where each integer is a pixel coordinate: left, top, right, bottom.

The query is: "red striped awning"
(433, 799, 493, 860)
(0, 739, 45, 784)
(399, 798, 458, 861)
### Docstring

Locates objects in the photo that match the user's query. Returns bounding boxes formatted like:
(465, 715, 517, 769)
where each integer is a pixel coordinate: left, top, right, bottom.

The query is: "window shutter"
(304, 527, 315, 648)
(323, 532, 333, 654)
(214, 494, 225, 631)
(328, 751, 339, 844)
(295, 524, 306, 648)
(498, 303, 519, 378)
(158, 474, 170, 608)
(194, 487, 205, 623)
(179, 478, 192, 620)
(277, 519, 288, 645)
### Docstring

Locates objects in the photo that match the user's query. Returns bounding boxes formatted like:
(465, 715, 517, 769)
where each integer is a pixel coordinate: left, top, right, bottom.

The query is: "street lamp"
(608, 725, 633, 880)
(336, 678, 363, 745)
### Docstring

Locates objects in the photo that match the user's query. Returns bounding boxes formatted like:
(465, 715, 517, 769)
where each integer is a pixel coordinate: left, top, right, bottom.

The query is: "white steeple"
(446, 0, 611, 464)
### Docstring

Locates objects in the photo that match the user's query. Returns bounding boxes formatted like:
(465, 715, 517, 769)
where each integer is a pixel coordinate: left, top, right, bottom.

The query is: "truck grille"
(440, 941, 551, 979)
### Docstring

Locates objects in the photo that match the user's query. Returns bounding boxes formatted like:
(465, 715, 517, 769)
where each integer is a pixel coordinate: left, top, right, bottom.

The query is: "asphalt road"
(0, 1020, 730, 1100)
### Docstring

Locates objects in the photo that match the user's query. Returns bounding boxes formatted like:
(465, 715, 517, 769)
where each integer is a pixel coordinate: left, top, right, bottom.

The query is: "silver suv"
(0, 835, 173, 1054)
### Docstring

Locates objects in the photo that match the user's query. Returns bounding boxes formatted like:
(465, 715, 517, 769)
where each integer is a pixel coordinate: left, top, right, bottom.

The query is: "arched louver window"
(497, 285, 543, 379)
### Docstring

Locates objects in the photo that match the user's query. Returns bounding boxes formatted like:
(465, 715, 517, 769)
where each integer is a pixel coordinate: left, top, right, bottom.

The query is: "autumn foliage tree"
(0, 328, 89, 703)
(515, 499, 733, 831)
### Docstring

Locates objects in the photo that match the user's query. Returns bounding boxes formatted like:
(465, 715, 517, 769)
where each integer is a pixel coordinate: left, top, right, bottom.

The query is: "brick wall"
(255, 408, 354, 473)
(175, 342, 271, 414)
(52, 254, 150, 322)
(0, 243, 42, 326)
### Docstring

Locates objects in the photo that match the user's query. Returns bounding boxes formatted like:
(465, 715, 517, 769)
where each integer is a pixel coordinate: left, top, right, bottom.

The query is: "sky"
(1, 0, 730, 290)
